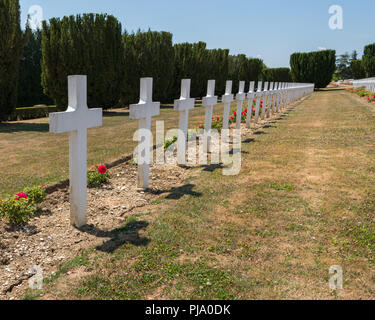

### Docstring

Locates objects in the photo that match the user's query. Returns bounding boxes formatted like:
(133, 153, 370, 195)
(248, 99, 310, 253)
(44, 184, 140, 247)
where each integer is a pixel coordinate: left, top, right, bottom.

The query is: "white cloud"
(317, 46, 327, 51)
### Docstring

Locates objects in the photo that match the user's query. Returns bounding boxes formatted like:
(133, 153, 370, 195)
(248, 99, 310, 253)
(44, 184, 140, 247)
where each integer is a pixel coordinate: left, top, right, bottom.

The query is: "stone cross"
(174, 79, 195, 165)
(221, 80, 234, 130)
(254, 81, 263, 123)
(246, 81, 255, 128)
(276, 82, 283, 112)
(261, 82, 269, 120)
(272, 82, 279, 113)
(202, 80, 218, 153)
(49, 75, 102, 228)
(130, 78, 160, 189)
(235, 81, 246, 129)
(267, 82, 274, 118)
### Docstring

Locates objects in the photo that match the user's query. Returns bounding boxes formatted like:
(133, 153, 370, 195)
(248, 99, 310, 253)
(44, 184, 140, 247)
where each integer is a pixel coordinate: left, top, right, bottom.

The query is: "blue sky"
(20, 0, 375, 68)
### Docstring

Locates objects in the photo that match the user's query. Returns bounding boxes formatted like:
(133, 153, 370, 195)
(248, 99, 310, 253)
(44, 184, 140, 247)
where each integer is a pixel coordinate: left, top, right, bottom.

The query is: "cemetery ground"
(2, 88, 375, 299)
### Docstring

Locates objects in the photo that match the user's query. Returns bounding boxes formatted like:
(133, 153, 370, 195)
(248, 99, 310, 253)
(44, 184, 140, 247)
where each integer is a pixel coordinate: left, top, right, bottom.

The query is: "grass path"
(29, 89, 375, 299)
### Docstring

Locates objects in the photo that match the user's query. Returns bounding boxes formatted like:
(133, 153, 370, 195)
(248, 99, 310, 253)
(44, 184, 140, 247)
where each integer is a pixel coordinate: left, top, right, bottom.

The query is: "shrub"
(0, 198, 37, 225)
(18, 30, 53, 108)
(7, 105, 57, 121)
(87, 164, 110, 188)
(23, 186, 47, 204)
(121, 30, 174, 106)
(41, 14, 124, 110)
(263, 68, 292, 82)
(290, 50, 336, 88)
(164, 136, 178, 151)
(0, 186, 47, 225)
(0, 0, 28, 121)
(362, 43, 375, 77)
(350, 60, 366, 80)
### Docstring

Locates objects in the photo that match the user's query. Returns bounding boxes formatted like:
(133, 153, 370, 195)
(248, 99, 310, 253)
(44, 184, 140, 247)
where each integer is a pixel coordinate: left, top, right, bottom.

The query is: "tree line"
(1, 0, 296, 120)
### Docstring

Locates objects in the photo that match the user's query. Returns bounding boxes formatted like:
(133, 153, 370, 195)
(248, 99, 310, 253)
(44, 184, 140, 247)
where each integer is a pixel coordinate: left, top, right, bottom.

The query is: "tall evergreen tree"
(228, 55, 264, 93)
(350, 60, 366, 79)
(41, 14, 124, 109)
(121, 30, 174, 106)
(0, 0, 28, 120)
(290, 50, 336, 88)
(18, 29, 53, 107)
(170, 42, 209, 99)
(263, 68, 292, 82)
(362, 43, 375, 77)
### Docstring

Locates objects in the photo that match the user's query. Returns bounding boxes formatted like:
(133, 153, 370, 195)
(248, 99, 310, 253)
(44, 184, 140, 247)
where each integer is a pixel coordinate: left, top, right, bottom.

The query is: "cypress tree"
(228, 55, 264, 93)
(263, 68, 292, 82)
(121, 29, 174, 106)
(41, 14, 124, 110)
(18, 30, 53, 107)
(290, 50, 336, 88)
(362, 43, 375, 77)
(0, 0, 28, 120)
(350, 60, 366, 80)
(170, 41, 208, 99)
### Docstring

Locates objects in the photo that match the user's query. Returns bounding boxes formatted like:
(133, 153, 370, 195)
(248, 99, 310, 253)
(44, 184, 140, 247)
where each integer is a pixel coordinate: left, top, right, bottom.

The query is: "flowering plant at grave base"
(0, 186, 47, 226)
(164, 136, 178, 151)
(87, 164, 110, 188)
(347, 87, 374, 99)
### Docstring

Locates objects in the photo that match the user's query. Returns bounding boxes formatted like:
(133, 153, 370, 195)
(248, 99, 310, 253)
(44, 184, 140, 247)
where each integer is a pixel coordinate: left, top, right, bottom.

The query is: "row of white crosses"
(49, 75, 314, 227)
(353, 78, 375, 93)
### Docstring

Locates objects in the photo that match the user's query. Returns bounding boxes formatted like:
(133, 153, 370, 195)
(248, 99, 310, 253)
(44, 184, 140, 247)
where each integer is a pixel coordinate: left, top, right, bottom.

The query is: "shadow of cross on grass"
(147, 183, 202, 200)
(79, 219, 150, 253)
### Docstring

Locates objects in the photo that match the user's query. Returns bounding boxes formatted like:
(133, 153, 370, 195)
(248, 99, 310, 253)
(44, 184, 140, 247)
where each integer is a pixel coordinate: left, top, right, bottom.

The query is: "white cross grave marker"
(202, 80, 218, 153)
(130, 78, 160, 189)
(267, 82, 274, 118)
(254, 81, 263, 123)
(221, 80, 234, 130)
(261, 82, 269, 120)
(174, 79, 195, 165)
(276, 82, 283, 112)
(246, 81, 255, 128)
(272, 82, 278, 113)
(235, 81, 246, 129)
(49, 75, 102, 227)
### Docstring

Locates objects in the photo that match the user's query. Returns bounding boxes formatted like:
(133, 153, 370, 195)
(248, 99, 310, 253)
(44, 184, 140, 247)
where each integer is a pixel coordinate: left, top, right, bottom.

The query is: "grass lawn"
(27, 88, 375, 299)
(0, 102, 231, 198)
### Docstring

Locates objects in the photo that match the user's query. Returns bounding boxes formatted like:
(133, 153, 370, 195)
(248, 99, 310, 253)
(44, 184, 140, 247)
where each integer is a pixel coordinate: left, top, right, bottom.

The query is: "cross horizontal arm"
(130, 102, 160, 120)
(174, 98, 195, 111)
(50, 108, 102, 133)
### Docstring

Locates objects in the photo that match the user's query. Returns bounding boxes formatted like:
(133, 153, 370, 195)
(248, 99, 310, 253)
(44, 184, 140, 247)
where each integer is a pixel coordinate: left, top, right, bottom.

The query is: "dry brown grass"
(23, 89, 375, 300)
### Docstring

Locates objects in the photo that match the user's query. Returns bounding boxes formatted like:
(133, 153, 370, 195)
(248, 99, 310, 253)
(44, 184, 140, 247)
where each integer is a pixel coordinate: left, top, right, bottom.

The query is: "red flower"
(216, 116, 220, 121)
(98, 165, 107, 174)
(252, 108, 256, 112)
(244, 109, 248, 113)
(198, 124, 203, 129)
(233, 111, 237, 116)
(230, 116, 234, 120)
(16, 192, 28, 200)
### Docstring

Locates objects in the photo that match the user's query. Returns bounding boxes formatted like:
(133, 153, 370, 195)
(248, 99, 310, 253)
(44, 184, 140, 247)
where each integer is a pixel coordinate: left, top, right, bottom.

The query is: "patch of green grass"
(268, 183, 293, 191)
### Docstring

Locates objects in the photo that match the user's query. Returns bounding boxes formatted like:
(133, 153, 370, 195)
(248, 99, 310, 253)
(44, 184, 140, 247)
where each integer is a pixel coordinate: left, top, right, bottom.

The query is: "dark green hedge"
(263, 68, 292, 82)
(7, 105, 57, 121)
(362, 43, 375, 77)
(18, 30, 53, 108)
(121, 30, 174, 106)
(41, 14, 124, 110)
(228, 55, 264, 93)
(350, 60, 366, 79)
(290, 50, 336, 88)
(0, 0, 27, 121)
